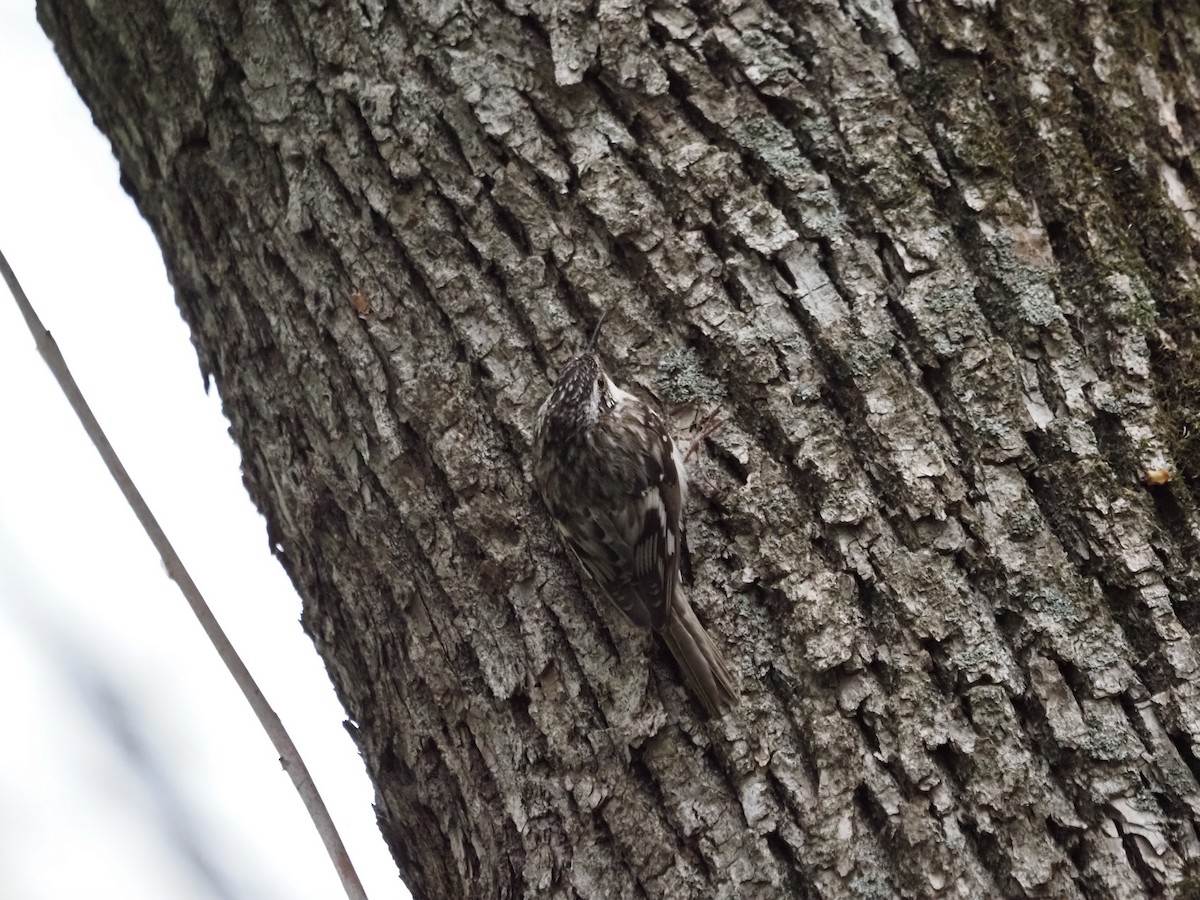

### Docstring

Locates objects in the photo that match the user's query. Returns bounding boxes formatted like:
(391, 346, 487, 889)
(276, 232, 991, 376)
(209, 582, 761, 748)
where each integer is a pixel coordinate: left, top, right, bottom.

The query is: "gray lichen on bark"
(37, 0, 1200, 896)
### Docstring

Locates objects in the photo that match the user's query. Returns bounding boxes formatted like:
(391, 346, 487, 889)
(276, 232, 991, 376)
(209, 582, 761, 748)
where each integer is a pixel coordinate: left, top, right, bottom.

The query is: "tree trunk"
(38, 0, 1200, 896)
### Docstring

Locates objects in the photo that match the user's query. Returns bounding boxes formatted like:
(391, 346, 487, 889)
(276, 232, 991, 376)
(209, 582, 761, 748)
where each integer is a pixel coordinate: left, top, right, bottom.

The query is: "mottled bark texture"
(38, 0, 1200, 896)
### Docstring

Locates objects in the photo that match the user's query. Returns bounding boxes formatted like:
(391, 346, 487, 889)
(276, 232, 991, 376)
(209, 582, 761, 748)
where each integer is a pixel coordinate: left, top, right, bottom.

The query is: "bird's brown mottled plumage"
(533, 352, 737, 717)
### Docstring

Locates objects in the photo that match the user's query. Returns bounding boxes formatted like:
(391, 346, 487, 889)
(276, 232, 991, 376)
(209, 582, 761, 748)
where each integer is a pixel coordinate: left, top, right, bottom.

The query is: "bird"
(531, 327, 737, 717)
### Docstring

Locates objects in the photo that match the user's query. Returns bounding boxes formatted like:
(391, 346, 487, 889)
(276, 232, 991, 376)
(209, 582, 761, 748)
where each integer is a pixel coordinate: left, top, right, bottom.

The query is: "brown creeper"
(532, 343, 737, 717)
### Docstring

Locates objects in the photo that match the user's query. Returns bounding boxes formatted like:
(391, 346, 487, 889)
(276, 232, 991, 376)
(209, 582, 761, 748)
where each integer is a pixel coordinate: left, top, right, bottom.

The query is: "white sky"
(0, 6, 409, 899)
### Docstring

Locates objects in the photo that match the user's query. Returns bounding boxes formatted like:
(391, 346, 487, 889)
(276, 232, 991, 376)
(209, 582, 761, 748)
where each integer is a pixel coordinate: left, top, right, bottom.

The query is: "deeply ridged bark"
(39, 0, 1200, 896)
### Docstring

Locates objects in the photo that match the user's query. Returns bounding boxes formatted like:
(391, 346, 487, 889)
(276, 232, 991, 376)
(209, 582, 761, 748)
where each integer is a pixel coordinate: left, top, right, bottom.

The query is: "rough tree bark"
(38, 0, 1200, 896)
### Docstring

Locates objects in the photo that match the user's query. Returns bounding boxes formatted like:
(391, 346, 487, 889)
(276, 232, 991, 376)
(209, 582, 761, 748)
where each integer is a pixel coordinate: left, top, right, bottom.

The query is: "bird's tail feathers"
(661, 588, 738, 717)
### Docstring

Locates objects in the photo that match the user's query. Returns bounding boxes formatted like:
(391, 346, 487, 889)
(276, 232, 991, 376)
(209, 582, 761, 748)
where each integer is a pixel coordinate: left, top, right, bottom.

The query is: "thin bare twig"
(0, 247, 368, 900)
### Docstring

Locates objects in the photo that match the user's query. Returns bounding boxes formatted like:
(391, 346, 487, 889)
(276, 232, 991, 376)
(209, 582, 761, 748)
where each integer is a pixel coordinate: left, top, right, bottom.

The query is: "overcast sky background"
(0, 6, 408, 899)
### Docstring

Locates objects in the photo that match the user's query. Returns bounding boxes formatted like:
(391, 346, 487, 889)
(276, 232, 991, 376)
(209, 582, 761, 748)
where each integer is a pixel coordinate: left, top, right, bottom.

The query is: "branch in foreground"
(0, 247, 368, 900)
